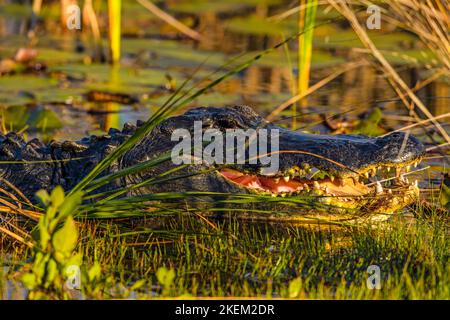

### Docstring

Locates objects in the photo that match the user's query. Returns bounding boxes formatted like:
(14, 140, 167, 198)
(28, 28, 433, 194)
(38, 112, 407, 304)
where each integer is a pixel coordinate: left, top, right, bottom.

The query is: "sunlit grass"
(2, 212, 448, 299)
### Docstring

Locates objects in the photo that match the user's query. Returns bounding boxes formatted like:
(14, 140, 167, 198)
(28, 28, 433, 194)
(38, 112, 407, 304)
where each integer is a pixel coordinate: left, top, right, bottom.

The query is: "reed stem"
(297, 0, 318, 120)
(108, 0, 121, 64)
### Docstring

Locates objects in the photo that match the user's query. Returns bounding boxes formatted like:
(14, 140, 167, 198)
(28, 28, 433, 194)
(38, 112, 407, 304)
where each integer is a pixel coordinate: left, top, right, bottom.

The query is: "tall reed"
(295, 0, 318, 128)
(108, 0, 121, 64)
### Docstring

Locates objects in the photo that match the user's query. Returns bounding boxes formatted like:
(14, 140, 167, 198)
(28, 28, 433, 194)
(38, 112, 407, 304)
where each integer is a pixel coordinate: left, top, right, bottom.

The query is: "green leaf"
(87, 262, 101, 282)
(21, 273, 37, 290)
(44, 259, 57, 288)
(32, 252, 49, 282)
(28, 107, 62, 131)
(58, 191, 83, 219)
(352, 108, 385, 137)
(50, 186, 65, 209)
(35, 189, 50, 207)
(129, 279, 146, 291)
(37, 217, 50, 249)
(2, 105, 30, 131)
(66, 253, 82, 268)
(288, 277, 302, 298)
(156, 267, 175, 287)
(52, 216, 78, 258)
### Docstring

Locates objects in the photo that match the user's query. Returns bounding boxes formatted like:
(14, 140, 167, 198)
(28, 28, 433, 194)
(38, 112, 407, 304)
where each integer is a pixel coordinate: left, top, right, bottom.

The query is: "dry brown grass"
(328, 0, 450, 145)
(0, 179, 41, 248)
(386, 0, 450, 71)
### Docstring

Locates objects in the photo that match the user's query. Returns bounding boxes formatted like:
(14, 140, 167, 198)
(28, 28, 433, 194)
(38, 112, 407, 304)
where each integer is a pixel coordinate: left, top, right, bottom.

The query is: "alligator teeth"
(414, 162, 418, 168)
(414, 180, 418, 188)
(375, 181, 383, 194)
(387, 167, 391, 172)
(324, 187, 330, 194)
(283, 176, 290, 182)
(406, 165, 411, 172)
(274, 178, 280, 183)
(330, 176, 335, 182)
(388, 189, 392, 194)
(364, 172, 370, 179)
(399, 175, 409, 184)
(371, 168, 377, 177)
(313, 181, 320, 189)
(260, 168, 276, 176)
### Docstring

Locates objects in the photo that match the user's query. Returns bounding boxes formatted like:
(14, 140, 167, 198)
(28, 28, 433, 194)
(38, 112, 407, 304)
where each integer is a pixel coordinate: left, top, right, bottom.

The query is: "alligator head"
(122, 106, 425, 214)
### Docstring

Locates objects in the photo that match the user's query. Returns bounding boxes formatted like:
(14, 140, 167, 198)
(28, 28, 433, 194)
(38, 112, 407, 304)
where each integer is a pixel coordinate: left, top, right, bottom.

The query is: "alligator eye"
(216, 118, 239, 129)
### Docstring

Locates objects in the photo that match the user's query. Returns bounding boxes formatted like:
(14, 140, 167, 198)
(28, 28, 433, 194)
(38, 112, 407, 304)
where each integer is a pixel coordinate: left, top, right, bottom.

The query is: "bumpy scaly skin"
(0, 106, 425, 217)
(0, 123, 138, 199)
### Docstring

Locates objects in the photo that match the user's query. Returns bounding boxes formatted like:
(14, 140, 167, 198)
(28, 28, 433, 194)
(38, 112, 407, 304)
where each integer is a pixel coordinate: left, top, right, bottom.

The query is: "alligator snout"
(374, 132, 426, 165)
(272, 128, 426, 177)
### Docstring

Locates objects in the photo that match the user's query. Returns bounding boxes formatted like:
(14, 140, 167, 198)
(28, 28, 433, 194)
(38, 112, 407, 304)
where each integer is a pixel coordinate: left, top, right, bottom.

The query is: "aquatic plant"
(20, 187, 83, 299)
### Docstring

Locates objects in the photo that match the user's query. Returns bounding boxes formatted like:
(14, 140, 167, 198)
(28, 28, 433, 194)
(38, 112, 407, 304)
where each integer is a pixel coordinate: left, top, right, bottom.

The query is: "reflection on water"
(0, 1, 448, 138)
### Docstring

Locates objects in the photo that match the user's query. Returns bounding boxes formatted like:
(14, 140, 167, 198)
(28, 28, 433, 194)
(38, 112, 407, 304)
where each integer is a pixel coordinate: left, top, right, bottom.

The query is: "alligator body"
(0, 106, 425, 220)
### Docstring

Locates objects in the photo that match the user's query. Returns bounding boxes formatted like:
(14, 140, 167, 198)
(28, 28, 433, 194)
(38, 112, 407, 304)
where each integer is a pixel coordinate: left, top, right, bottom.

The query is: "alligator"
(0, 105, 425, 221)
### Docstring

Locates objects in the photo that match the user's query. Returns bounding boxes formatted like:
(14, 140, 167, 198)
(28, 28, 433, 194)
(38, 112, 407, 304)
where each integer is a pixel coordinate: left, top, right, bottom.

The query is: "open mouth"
(218, 160, 422, 201)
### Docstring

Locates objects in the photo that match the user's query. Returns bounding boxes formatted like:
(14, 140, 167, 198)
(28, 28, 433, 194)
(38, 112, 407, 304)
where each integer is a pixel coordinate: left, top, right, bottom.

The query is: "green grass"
(88, 215, 450, 299)
(2, 212, 448, 299)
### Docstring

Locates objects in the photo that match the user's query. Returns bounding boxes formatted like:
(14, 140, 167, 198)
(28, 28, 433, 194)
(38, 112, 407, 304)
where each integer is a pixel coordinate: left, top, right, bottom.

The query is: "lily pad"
(352, 107, 385, 137)
(0, 75, 59, 104)
(1, 105, 29, 131)
(168, 0, 281, 14)
(1, 105, 62, 132)
(28, 107, 63, 131)
(226, 15, 290, 36)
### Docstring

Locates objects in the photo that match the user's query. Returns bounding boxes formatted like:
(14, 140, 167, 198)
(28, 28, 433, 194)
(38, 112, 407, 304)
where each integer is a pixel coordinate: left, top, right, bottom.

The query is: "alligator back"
(0, 122, 142, 201)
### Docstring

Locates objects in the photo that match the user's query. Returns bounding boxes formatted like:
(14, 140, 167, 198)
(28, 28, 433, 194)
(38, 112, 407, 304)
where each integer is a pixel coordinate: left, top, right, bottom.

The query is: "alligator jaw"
(218, 158, 422, 211)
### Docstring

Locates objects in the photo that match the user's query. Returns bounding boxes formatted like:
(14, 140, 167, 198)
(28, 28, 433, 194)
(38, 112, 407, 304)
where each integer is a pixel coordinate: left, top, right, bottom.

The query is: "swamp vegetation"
(0, 0, 449, 299)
